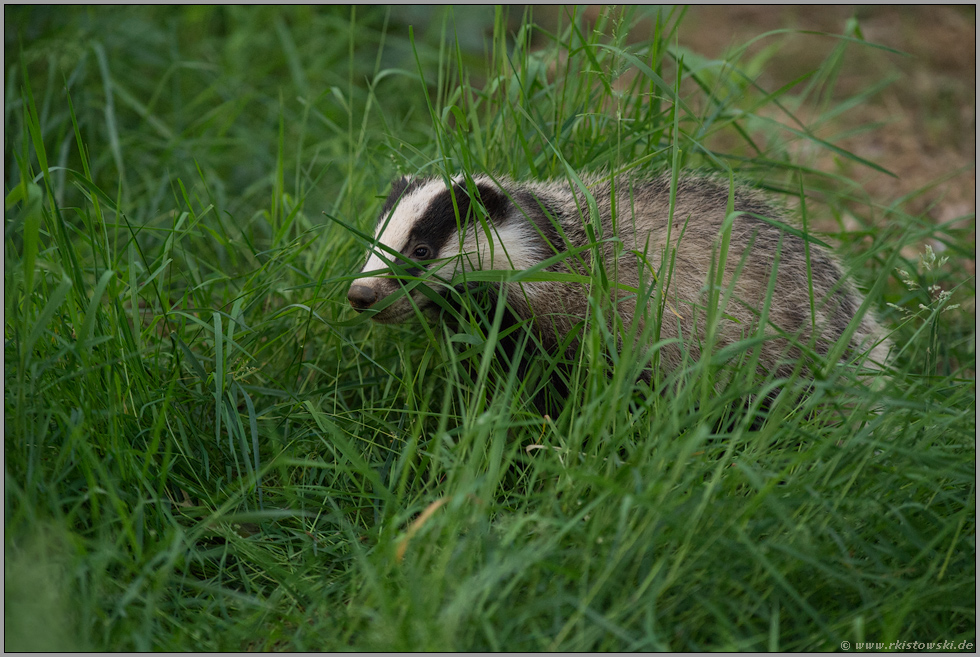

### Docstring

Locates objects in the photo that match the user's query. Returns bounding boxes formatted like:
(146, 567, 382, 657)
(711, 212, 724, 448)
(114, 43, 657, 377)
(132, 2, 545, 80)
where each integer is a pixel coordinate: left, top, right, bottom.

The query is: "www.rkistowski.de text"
(841, 640, 973, 651)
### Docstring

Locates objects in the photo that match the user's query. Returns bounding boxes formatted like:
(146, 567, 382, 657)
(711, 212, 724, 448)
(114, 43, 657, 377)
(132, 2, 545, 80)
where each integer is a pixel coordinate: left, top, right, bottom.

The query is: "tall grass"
(5, 6, 975, 651)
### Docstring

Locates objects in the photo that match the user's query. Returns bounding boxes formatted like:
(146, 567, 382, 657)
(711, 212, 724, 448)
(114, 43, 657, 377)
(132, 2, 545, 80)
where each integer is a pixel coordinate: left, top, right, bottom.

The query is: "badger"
(347, 172, 890, 405)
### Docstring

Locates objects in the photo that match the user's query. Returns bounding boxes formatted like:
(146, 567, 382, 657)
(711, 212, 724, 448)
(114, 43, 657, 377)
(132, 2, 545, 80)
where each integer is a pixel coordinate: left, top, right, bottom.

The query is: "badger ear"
(381, 176, 414, 218)
(473, 182, 510, 221)
(389, 175, 411, 197)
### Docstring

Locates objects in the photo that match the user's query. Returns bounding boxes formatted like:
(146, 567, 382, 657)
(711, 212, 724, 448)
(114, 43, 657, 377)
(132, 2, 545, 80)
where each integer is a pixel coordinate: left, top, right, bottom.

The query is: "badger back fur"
(348, 172, 890, 393)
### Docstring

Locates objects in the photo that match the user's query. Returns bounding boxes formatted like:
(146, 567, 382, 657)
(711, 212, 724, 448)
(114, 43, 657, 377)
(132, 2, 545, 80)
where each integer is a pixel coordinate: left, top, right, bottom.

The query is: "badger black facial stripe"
(397, 265, 424, 279)
(407, 183, 473, 255)
(398, 181, 513, 256)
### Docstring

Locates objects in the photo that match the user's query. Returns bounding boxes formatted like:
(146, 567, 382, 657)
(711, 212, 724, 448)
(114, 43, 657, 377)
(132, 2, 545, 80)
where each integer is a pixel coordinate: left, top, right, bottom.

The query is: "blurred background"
(7, 5, 973, 259)
(386, 5, 976, 231)
(675, 6, 974, 260)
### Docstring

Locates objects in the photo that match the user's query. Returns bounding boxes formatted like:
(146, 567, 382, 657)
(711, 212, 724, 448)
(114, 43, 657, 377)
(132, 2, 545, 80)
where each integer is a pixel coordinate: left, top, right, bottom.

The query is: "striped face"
(347, 175, 536, 323)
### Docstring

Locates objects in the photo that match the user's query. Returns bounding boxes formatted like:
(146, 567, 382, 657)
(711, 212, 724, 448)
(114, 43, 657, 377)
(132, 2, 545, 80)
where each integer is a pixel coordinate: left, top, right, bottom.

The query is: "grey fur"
(349, 172, 891, 386)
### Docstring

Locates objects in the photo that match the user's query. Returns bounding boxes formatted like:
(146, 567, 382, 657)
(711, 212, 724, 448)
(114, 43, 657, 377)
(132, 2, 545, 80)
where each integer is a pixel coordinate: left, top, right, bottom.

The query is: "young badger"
(347, 173, 890, 398)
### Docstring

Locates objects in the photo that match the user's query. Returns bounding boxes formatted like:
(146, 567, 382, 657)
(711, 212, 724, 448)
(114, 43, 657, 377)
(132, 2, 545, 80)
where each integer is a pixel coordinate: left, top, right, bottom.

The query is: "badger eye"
(413, 246, 430, 259)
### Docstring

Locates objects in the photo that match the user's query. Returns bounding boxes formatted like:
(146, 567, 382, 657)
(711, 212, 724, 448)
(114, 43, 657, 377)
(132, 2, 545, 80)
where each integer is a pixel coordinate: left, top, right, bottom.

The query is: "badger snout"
(347, 283, 379, 311)
(347, 279, 419, 323)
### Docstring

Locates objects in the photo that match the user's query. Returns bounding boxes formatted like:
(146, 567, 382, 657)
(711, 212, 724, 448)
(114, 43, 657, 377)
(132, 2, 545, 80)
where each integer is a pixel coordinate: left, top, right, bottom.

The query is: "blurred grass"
(4, 5, 975, 651)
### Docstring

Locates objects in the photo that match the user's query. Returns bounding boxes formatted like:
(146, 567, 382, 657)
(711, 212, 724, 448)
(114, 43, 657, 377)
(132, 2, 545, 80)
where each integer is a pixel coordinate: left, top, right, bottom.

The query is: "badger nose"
(348, 284, 378, 311)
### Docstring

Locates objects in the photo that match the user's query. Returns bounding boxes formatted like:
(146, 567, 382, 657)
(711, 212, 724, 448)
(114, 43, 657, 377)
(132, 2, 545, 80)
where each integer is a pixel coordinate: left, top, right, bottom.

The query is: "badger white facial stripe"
(363, 178, 449, 275)
(457, 218, 540, 272)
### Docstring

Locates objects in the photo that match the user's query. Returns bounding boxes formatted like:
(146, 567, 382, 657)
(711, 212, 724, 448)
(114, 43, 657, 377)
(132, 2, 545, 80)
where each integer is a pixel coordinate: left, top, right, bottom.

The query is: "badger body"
(348, 172, 890, 391)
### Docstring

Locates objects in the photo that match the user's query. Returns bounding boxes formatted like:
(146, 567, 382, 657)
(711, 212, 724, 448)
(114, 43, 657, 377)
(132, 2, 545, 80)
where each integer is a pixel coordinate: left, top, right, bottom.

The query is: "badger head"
(348, 175, 542, 323)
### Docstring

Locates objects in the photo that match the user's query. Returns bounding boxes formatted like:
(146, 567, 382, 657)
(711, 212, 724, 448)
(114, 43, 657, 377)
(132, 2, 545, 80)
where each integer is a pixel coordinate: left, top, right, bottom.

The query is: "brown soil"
(676, 5, 975, 270)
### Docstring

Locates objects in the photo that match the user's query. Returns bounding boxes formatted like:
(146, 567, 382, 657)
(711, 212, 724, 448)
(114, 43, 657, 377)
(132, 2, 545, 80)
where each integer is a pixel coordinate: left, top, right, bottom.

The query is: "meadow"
(4, 6, 975, 651)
